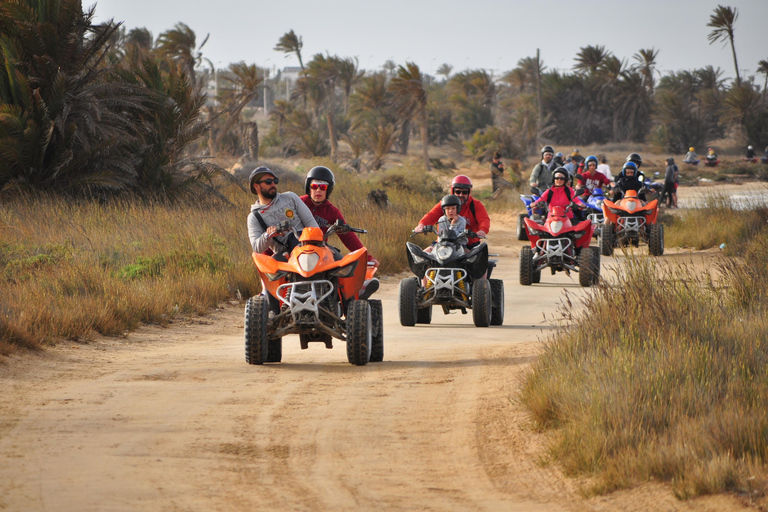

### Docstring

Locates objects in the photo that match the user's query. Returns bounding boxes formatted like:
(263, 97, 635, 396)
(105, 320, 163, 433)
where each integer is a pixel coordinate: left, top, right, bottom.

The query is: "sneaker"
(358, 278, 380, 300)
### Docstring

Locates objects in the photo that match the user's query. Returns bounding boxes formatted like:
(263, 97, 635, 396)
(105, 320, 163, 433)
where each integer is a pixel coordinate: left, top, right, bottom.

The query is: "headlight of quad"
(298, 253, 320, 272)
(436, 246, 454, 260)
(550, 220, 564, 234)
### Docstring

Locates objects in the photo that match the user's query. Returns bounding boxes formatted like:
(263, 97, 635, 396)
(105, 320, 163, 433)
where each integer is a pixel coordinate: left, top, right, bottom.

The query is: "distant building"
(280, 66, 303, 100)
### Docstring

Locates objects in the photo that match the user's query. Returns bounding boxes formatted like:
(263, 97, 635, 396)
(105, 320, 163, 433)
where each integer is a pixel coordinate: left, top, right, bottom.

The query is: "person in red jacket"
(413, 175, 490, 249)
(529, 168, 587, 220)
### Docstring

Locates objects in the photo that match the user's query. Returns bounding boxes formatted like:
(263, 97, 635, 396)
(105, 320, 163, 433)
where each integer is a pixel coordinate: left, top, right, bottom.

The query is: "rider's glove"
(475, 230, 487, 238)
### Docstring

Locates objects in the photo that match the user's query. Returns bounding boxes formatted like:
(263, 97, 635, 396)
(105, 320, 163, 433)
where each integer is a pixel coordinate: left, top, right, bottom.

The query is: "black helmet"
(552, 168, 569, 183)
(304, 166, 335, 196)
(440, 194, 462, 210)
(541, 145, 555, 155)
(626, 153, 642, 168)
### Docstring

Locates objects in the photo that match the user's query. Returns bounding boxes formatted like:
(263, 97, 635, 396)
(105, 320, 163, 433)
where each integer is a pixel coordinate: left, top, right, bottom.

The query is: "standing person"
(662, 158, 678, 208)
(414, 175, 490, 249)
(529, 145, 557, 195)
(247, 167, 318, 260)
(597, 155, 612, 180)
(490, 151, 506, 198)
(299, 165, 380, 298)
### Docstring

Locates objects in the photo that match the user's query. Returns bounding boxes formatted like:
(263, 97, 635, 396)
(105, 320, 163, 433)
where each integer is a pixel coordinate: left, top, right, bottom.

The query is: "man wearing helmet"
(247, 166, 318, 260)
(613, 161, 645, 201)
(530, 145, 557, 194)
(626, 152, 643, 170)
(299, 166, 379, 267)
(414, 175, 490, 249)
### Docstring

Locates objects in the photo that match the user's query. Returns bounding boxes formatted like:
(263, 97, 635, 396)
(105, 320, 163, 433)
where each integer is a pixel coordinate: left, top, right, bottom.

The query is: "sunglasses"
(453, 189, 470, 196)
(310, 183, 328, 191)
(258, 178, 279, 185)
(554, 177, 566, 181)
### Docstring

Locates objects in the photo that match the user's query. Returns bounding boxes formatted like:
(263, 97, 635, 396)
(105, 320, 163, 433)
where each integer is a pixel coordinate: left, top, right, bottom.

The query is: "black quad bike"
(399, 226, 504, 327)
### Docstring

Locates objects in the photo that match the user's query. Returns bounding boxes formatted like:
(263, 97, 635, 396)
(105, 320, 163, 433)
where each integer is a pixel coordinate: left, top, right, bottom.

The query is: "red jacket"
(419, 196, 490, 245)
(300, 195, 373, 260)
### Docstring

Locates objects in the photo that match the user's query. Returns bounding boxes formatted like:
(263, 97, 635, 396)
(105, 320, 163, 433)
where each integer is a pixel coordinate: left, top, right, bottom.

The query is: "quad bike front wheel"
(472, 279, 492, 327)
(519, 246, 534, 286)
(346, 300, 372, 366)
(578, 247, 599, 287)
(399, 277, 418, 326)
(649, 223, 664, 256)
(490, 279, 505, 326)
(416, 305, 432, 324)
(244, 296, 269, 365)
(266, 338, 282, 363)
(369, 299, 384, 363)
(600, 223, 615, 256)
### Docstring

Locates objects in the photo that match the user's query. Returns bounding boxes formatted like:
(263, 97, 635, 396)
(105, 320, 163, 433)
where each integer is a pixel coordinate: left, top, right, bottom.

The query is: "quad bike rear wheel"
(346, 300, 372, 366)
(369, 299, 384, 362)
(516, 213, 529, 241)
(490, 279, 505, 326)
(649, 223, 664, 256)
(472, 279, 492, 327)
(519, 246, 534, 286)
(398, 277, 418, 326)
(600, 223, 615, 256)
(244, 296, 269, 365)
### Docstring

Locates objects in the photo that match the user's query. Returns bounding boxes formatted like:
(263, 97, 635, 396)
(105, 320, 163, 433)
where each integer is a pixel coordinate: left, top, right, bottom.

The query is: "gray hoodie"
(248, 191, 318, 253)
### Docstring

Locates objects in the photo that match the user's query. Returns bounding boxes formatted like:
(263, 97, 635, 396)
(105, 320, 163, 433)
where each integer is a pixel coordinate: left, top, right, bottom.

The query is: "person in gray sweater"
(247, 167, 318, 259)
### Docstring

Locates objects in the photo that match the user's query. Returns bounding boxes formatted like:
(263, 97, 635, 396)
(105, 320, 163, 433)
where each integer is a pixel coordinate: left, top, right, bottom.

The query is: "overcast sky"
(92, 0, 768, 82)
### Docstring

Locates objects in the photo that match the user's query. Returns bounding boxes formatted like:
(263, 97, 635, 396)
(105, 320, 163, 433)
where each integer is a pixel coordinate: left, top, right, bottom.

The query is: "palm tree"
(757, 60, 768, 99)
(390, 62, 430, 171)
(337, 57, 362, 114)
(274, 30, 304, 70)
(707, 5, 740, 86)
(215, 62, 264, 154)
(574, 45, 611, 76)
(632, 48, 659, 94)
(156, 23, 208, 87)
(436, 63, 453, 82)
(306, 54, 342, 162)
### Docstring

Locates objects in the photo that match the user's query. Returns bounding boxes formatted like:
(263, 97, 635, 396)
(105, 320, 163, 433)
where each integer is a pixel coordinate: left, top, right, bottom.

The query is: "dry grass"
(520, 213, 768, 503)
(0, 161, 438, 353)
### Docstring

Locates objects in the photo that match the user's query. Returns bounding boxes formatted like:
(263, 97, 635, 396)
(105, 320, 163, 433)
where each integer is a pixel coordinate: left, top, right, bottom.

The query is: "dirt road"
(0, 214, 750, 512)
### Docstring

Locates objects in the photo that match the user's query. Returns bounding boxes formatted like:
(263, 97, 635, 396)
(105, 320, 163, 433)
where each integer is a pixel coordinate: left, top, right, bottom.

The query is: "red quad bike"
(600, 189, 664, 257)
(245, 221, 382, 366)
(520, 205, 600, 287)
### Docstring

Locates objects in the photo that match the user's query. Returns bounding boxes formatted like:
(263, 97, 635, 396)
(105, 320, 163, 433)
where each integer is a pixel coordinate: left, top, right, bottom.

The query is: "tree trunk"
(729, 38, 741, 87)
(420, 106, 430, 172)
(326, 85, 337, 162)
(398, 118, 411, 155)
(247, 122, 259, 160)
(207, 106, 216, 157)
(536, 48, 543, 147)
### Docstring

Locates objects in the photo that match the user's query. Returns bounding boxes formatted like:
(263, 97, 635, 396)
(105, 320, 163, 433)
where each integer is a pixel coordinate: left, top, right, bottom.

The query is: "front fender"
(406, 242, 433, 278)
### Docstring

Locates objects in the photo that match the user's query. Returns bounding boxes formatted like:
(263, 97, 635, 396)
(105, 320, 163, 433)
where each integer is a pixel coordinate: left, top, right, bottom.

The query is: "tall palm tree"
(156, 23, 208, 87)
(306, 54, 342, 162)
(215, 62, 264, 153)
(274, 30, 304, 70)
(757, 59, 768, 99)
(337, 57, 362, 114)
(574, 45, 611, 76)
(632, 48, 659, 94)
(390, 62, 430, 171)
(707, 5, 740, 86)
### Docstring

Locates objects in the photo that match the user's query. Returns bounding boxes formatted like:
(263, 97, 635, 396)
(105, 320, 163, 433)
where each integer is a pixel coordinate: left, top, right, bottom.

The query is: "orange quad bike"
(245, 220, 382, 366)
(600, 189, 664, 257)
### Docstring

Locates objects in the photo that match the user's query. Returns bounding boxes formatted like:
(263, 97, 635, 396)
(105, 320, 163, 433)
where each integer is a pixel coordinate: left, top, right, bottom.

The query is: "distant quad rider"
(746, 145, 757, 161)
(575, 155, 611, 200)
(614, 161, 645, 201)
(529, 145, 557, 194)
(247, 166, 318, 260)
(529, 168, 587, 221)
(415, 175, 490, 249)
(299, 165, 380, 298)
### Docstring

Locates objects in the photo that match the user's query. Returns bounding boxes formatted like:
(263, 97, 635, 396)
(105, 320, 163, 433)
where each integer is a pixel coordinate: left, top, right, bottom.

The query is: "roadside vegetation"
(521, 200, 768, 503)
(0, 162, 439, 355)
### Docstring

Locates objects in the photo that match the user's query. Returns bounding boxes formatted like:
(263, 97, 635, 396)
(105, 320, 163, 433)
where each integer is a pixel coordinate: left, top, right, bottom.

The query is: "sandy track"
(0, 216, 751, 511)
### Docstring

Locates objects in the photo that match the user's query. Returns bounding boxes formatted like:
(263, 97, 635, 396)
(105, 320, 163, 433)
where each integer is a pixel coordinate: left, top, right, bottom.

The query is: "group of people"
(684, 145, 768, 166)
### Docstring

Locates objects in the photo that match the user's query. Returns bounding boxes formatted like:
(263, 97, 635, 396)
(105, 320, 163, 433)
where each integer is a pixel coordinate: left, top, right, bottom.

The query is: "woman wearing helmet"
(299, 165, 379, 267)
(683, 147, 700, 166)
(529, 168, 587, 220)
(415, 175, 490, 248)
